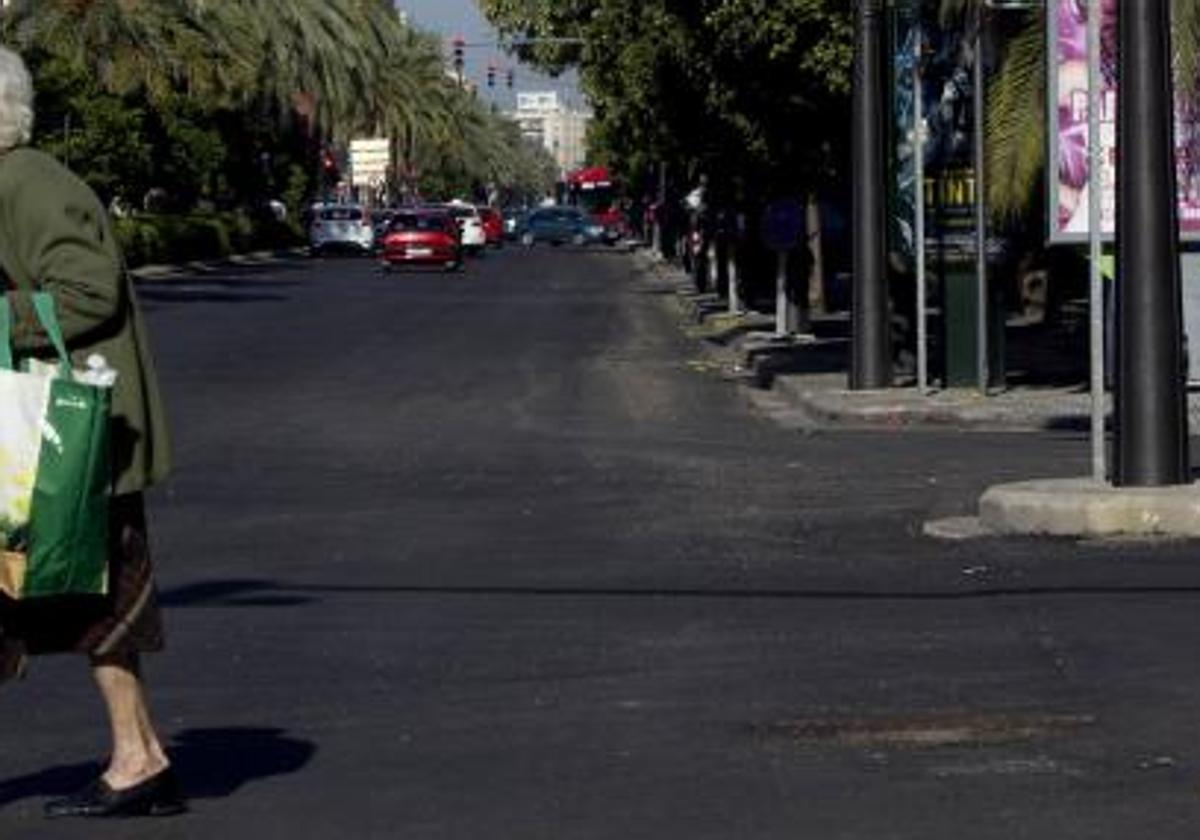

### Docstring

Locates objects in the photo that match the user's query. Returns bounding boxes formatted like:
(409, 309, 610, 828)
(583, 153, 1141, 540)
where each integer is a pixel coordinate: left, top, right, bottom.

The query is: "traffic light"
(452, 37, 464, 78)
(506, 68, 515, 90)
(320, 148, 339, 189)
(487, 65, 496, 88)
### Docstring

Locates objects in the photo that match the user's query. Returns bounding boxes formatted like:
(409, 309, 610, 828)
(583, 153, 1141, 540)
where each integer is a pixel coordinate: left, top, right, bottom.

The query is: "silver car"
(309, 204, 374, 255)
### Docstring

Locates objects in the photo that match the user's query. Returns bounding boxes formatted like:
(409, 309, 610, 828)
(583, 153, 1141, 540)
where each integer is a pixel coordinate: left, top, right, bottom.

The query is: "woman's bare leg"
(90, 653, 169, 789)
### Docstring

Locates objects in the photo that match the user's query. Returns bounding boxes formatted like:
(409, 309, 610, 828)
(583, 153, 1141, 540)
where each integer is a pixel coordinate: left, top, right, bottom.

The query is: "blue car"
(519, 206, 603, 247)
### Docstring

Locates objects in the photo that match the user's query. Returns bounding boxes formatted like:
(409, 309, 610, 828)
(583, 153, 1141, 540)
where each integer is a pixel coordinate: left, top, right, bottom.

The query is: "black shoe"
(44, 768, 187, 818)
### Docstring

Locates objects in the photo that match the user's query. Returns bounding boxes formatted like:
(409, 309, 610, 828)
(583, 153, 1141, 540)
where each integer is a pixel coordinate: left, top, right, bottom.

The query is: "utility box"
(941, 262, 1006, 388)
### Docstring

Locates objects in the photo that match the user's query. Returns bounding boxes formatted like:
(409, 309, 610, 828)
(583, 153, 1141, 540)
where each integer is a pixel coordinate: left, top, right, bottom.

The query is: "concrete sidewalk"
(636, 250, 1200, 539)
(635, 250, 1200, 434)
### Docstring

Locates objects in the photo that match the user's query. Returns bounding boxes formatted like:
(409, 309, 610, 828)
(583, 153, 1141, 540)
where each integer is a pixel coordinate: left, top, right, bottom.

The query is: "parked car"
(309, 204, 374, 255)
(519, 206, 603, 247)
(479, 207, 504, 248)
(380, 210, 463, 272)
(502, 207, 526, 240)
(444, 201, 487, 254)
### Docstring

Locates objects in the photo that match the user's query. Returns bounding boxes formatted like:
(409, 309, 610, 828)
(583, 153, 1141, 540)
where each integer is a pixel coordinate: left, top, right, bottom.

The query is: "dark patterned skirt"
(0, 493, 165, 657)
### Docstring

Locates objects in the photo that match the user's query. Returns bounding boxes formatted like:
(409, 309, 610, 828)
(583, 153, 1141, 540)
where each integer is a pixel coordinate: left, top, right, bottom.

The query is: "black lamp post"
(850, 0, 891, 390)
(1113, 0, 1189, 486)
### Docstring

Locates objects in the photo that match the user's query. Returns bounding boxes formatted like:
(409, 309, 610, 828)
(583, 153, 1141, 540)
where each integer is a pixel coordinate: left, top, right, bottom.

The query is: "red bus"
(565, 166, 623, 243)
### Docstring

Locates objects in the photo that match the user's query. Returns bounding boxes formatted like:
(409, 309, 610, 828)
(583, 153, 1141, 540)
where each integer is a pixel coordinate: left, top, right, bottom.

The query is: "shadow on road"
(137, 288, 290, 305)
(170, 727, 316, 799)
(161, 579, 314, 607)
(0, 727, 315, 806)
(159, 576, 1200, 607)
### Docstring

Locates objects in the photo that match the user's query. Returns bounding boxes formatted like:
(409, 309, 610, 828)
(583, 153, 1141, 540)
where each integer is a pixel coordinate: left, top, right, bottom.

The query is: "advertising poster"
(892, 10, 980, 262)
(1049, 0, 1200, 242)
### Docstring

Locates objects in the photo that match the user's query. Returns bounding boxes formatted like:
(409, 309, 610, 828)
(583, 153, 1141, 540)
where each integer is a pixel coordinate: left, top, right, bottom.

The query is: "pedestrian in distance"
(0, 46, 184, 819)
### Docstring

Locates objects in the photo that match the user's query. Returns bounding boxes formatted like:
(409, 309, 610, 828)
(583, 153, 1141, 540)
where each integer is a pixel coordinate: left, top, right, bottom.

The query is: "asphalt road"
(3, 246, 1200, 838)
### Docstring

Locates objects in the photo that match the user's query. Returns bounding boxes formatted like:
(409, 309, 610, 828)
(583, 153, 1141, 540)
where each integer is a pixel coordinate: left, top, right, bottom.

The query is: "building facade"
(512, 92, 591, 176)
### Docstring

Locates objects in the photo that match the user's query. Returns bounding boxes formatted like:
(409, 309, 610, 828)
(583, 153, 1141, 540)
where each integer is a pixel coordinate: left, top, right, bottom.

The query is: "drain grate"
(762, 710, 1097, 749)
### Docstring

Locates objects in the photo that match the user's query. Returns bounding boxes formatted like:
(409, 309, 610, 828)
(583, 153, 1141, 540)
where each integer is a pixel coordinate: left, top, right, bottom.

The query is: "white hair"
(0, 47, 33, 152)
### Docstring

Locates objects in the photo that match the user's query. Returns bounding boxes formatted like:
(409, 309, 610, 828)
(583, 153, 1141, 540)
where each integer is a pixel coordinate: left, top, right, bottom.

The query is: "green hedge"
(115, 212, 303, 269)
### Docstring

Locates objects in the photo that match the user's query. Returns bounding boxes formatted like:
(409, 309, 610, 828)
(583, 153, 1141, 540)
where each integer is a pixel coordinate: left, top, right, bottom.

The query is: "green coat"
(0, 147, 170, 495)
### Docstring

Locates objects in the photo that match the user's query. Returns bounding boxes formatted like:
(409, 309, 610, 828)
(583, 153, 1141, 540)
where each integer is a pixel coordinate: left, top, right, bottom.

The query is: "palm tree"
(2, 0, 548, 202)
(1, 0, 230, 103)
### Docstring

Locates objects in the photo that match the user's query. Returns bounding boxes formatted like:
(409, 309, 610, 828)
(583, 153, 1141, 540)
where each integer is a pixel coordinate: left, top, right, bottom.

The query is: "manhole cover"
(762, 710, 1096, 749)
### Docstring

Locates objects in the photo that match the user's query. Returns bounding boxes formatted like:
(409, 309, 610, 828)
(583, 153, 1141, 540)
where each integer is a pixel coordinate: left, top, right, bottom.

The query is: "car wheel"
(572, 233, 585, 246)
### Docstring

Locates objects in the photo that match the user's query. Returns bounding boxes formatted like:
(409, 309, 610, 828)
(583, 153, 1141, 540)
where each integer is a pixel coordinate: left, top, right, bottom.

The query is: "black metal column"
(851, 0, 891, 389)
(1114, 0, 1188, 486)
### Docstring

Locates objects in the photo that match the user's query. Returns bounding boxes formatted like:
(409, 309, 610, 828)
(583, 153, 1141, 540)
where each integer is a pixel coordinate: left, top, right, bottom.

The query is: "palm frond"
(985, 13, 1045, 222)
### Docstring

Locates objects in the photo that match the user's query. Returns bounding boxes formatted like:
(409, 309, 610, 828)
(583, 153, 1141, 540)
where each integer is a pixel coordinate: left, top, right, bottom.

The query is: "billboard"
(1048, 0, 1200, 242)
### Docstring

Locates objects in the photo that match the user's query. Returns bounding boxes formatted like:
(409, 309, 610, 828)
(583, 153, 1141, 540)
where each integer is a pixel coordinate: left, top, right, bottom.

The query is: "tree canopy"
(480, 0, 853, 206)
(0, 0, 556, 211)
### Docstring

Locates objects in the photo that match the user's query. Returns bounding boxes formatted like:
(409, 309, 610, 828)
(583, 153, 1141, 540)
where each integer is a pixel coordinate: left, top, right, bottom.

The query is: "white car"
(445, 202, 487, 254)
(309, 204, 374, 254)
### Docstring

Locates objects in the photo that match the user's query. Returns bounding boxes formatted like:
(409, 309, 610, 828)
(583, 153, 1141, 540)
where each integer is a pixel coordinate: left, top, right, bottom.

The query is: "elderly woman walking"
(0, 47, 183, 818)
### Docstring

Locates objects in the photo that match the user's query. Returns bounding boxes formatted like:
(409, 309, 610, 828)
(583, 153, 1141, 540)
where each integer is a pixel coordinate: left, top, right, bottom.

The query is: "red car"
(479, 207, 504, 248)
(380, 210, 463, 271)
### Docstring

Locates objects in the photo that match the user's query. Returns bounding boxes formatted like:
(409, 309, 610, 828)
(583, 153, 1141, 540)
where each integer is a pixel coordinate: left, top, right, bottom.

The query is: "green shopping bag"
(0, 293, 110, 599)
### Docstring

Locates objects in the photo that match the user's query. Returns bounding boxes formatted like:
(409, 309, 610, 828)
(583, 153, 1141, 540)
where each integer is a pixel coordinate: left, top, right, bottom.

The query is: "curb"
(979, 477, 1200, 538)
(770, 376, 1093, 433)
(630, 249, 1101, 433)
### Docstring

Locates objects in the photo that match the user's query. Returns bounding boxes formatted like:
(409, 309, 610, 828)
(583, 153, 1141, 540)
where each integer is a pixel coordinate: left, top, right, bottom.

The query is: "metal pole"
(973, 10, 989, 393)
(728, 243, 740, 315)
(708, 238, 718, 297)
(1114, 0, 1188, 486)
(913, 22, 929, 393)
(1087, 0, 1106, 482)
(775, 250, 789, 337)
(851, 0, 891, 389)
(657, 162, 668, 258)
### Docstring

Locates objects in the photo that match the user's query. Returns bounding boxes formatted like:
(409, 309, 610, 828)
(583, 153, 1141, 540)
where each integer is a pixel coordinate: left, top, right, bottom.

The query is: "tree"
(481, 0, 853, 305)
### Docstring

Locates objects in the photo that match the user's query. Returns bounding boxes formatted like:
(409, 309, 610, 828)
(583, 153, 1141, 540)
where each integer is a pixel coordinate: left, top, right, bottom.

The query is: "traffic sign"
(350, 137, 390, 188)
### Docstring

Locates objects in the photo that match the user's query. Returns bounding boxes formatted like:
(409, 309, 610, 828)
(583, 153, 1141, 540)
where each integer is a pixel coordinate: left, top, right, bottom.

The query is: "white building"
(512, 91, 591, 176)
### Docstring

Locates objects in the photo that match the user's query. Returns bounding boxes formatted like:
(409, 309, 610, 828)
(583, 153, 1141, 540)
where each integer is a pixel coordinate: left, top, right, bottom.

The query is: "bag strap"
(0, 297, 11, 371)
(31, 293, 71, 375)
(0, 292, 71, 376)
